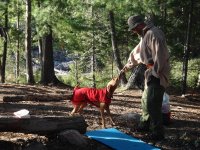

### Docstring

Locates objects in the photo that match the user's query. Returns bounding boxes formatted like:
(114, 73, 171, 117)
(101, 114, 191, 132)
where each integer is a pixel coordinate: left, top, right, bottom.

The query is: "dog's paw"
(69, 113, 74, 116)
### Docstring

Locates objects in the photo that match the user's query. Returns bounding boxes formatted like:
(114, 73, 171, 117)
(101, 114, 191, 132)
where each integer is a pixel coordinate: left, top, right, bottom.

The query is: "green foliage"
(17, 74, 27, 84)
(170, 58, 200, 88)
(34, 69, 41, 83)
(187, 59, 200, 88)
(58, 62, 119, 88)
(170, 60, 182, 88)
(57, 74, 72, 85)
(1, 0, 200, 90)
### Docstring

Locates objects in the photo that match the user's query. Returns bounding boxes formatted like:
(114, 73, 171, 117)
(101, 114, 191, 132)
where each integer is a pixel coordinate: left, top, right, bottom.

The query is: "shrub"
(170, 58, 200, 89)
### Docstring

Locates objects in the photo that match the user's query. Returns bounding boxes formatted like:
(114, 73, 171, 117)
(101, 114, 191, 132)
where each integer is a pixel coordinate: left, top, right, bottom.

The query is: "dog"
(70, 74, 121, 128)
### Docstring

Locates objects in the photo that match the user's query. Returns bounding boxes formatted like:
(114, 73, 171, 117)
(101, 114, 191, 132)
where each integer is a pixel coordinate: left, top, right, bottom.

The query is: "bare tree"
(25, 0, 35, 84)
(15, 0, 20, 83)
(91, 5, 96, 88)
(40, 27, 62, 85)
(182, 0, 194, 96)
(109, 10, 127, 85)
(0, 0, 8, 83)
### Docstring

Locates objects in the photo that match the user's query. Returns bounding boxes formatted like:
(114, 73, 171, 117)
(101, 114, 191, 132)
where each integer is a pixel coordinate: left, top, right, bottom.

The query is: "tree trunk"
(109, 10, 127, 85)
(38, 38, 43, 77)
(125, 64, 147, 90)
(75, 59, 79, 84)
(91, 6, 96, 88)
(25, 0, 35, 84)
(37, 0, 44, 81)
(1, 1, 8, 83)
(40, 27, 62, 85)
(182, 0, 194, 96)
(158, 0, 167, 32)
(15, 0, 20, 83)
(0, 115, 87, 135)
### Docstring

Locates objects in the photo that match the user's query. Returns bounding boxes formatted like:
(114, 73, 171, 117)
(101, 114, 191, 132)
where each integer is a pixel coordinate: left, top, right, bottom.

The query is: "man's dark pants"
(139, 76, 165, 136)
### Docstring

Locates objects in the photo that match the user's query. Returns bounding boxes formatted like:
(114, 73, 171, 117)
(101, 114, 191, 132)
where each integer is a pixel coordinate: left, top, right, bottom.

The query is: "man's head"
(128, 15, 145, 36)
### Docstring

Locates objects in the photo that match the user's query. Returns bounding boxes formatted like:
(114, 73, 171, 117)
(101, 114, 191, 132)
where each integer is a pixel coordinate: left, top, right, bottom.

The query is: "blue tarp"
(86, 128, 160, 150)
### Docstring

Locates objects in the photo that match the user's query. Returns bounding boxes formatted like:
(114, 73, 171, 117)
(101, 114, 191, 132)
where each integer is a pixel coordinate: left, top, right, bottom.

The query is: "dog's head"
(106, 73, 122, 97)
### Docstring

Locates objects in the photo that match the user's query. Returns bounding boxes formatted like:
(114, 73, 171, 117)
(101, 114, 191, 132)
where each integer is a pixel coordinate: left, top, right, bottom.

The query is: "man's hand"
(121, 66, 128, 73)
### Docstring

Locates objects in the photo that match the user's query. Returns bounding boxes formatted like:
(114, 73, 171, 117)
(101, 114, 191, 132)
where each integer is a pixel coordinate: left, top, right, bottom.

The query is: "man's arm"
(121, 42, 142, 73)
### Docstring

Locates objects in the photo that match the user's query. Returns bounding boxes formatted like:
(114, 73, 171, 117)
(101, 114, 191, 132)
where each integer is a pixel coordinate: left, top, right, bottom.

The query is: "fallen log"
(3, 94, 73, 102)
(0, 115, 87, 135)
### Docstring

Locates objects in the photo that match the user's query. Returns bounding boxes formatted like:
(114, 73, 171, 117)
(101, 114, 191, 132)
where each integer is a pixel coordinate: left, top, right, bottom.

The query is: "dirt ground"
(0, 84, 199, 150)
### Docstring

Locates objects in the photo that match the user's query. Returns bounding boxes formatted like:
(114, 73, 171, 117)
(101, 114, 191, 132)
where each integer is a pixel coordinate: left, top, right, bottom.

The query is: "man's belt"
(146, 63, 154, 69)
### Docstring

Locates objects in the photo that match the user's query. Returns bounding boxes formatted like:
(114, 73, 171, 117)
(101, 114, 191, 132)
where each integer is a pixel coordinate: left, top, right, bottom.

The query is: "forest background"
(0, 0, 199, 94)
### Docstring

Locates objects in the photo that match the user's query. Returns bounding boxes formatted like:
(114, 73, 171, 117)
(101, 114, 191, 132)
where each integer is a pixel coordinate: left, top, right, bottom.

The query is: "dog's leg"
(77, 102, 87, 115)
(99, 103, 106, 128)
(70, 104, 80, 116)
(105, 104, 115, 125)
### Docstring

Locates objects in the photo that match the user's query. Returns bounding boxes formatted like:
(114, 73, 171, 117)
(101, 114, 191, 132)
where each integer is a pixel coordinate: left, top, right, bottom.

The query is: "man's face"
(131, 24, 143, 36)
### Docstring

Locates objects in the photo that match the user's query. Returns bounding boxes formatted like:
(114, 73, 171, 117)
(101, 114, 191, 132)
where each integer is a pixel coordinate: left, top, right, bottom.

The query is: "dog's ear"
(74, 83, 80, 90)
(106, 78, 119, 96)
(75, 82, 80, 87)
(107, 84, 111, 94)
(107, 84, 115, 97)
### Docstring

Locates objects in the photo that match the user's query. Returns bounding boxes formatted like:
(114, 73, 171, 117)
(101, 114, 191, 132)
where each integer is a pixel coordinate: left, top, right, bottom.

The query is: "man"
(122, 15, 170, 140)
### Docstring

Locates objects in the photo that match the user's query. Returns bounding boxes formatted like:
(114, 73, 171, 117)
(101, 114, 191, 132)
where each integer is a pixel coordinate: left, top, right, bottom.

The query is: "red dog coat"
(71, 87, 111, 106)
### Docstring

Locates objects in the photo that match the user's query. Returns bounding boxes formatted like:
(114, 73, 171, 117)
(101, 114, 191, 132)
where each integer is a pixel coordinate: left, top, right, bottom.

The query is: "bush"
(170, 58, 200, 89)
(59, 63, 119, 88)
